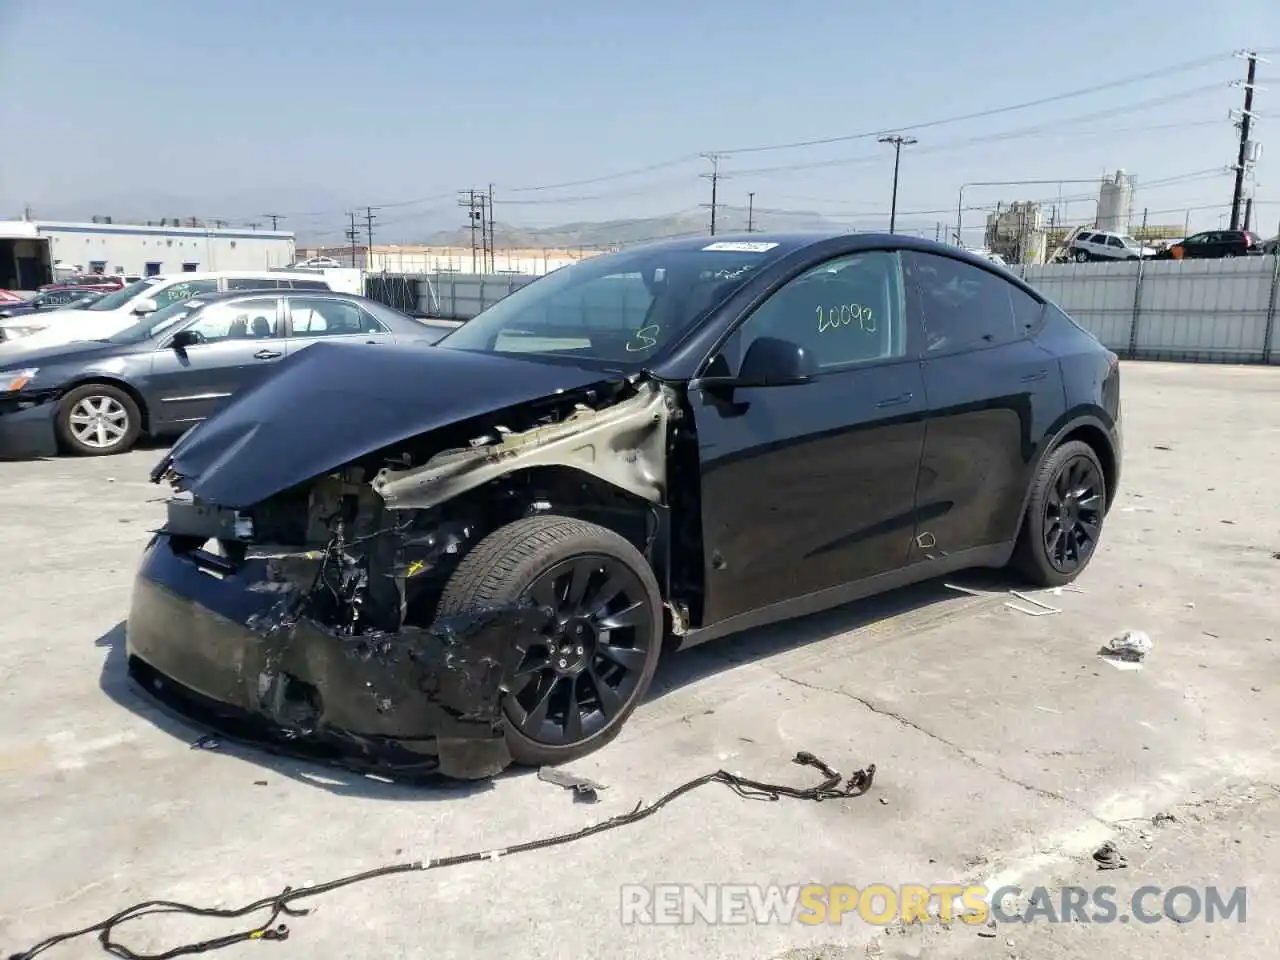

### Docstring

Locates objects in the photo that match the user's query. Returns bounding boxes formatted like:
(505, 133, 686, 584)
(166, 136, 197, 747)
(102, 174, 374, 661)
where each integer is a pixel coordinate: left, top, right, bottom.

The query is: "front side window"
(153, 279, 217, 307)
(288, 297, 385, 335)
(735, 251, 907, 370)
(181, 299, 280, 344)
(1106, 236, 1125, 248)
(435, 240, 794, 366)
(907, 251, 1019, 354)
(107, 298, 203, 344)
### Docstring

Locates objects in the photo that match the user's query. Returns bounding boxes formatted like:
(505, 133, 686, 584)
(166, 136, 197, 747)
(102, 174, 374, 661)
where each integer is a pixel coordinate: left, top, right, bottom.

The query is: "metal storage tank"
(1097, 170, 1135, 233)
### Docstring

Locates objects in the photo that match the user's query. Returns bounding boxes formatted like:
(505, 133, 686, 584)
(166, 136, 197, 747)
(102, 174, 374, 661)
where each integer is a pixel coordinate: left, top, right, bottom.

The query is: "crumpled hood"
(154, 341, 616, 507)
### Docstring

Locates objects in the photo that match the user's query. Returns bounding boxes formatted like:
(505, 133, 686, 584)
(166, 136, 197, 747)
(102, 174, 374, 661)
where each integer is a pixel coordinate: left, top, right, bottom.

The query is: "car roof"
(619, 231, 1017, 271)
(149, 270, 333, 283)
(172, 289, 373, 307)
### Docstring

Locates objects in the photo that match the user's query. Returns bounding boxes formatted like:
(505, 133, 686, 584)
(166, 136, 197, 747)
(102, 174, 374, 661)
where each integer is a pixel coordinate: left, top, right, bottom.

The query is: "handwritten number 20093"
(816, 304, 875, 334)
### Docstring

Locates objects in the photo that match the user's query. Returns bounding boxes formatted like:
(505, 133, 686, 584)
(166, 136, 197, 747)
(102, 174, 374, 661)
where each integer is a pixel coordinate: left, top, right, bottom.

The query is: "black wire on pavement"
(9, 751, 876, 960)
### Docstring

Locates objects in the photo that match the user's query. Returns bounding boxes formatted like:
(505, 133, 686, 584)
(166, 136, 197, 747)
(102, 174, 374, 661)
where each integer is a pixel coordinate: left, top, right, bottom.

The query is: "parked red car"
(38, 275, 124, 294)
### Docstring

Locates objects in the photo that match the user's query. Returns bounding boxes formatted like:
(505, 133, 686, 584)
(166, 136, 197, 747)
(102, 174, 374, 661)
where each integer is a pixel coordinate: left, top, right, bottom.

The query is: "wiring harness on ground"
(9, 751, 875, 960)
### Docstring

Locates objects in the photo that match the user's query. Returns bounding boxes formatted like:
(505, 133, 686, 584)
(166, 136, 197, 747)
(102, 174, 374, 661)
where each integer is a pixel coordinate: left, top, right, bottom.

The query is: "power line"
(712, 52, 1236, 155)
(496, 52, 1235, 196)
(728, 86, 1228, 179)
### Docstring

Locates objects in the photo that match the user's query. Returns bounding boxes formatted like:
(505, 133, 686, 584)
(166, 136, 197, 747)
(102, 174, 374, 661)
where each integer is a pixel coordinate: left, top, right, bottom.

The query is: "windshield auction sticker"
(702, 241, 779, 252)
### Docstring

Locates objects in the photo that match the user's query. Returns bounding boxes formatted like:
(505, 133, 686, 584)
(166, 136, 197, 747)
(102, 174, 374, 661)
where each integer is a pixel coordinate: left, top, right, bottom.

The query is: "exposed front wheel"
(1010, 440, 1107, 587)
(1073, 249, 1089, 262)
(436, 515, 663, 767)
(55, 383, 142, 456)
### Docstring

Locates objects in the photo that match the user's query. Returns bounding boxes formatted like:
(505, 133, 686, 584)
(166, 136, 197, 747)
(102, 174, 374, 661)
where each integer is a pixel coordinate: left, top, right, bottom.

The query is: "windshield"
(1120, 236, 1141, 248)
(104, 298, 200, 344)
(86, 277, 162, 311)
(436, 241, 789, 365)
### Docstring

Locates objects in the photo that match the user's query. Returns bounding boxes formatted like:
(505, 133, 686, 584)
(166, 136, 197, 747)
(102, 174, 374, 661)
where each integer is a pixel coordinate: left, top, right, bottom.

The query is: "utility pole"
(487, 183, 495, 272)
(746, 192, 755, 233)
(458, 190, 483, 273)
(1229, 50, 1265, 231)
(345, 212, 360, 268)
(364, 206, 376, 265)
(263, 214, 284, 230)
(699, 153, 728, 236)
(877, 135, 917, 234)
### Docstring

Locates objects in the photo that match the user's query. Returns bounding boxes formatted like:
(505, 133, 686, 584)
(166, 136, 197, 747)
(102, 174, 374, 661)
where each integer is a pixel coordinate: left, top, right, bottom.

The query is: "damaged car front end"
(127, 344, 690, 779)
(125, 235, 807, 779)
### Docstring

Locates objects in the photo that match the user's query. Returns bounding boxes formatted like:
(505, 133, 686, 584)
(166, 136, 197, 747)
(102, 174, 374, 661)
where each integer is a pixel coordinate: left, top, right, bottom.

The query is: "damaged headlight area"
(128, 378, 677, 779)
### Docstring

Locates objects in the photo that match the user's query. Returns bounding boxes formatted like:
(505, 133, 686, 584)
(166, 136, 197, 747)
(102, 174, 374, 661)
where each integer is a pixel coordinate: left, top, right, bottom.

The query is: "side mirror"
(170, 329, 201, 350)
(132, 297, 159, 316)
(730, 336, 818, 387)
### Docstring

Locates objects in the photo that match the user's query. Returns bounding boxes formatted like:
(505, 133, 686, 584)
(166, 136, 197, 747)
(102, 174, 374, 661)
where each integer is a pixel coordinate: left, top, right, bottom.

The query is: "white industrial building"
(0, 219, 296, 290)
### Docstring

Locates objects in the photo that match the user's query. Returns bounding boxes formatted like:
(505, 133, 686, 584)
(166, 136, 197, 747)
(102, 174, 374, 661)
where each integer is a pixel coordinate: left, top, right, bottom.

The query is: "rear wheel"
(55, 383, 141, 456)
(1010, 440, 1107, 587)
(436, 515, 663, 767)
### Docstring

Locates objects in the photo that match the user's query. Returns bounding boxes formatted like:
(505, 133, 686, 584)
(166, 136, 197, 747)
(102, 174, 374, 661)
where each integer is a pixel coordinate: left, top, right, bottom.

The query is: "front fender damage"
(144, 378, 676, 779)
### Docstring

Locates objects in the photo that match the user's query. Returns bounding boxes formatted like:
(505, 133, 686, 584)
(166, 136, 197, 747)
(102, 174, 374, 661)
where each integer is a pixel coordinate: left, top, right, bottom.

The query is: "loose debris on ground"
(537, 766, 608, 803)
(8, 751, 876, 960)
(1098, 630, 1153, 670)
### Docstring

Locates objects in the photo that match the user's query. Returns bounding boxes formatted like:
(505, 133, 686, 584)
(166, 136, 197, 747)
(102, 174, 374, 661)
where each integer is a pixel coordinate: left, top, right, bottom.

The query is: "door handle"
(254, 349, 282, 360)
(1020, 368, 1049, 383)
(875, 392, 914, 408)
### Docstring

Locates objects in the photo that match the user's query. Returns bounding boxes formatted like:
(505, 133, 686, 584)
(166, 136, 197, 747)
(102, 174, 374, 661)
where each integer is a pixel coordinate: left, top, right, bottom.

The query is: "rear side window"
(906, 252, 1019, 354)
(1077, 232, 1093, 243)
(226, 277, 282, 291)
(289, 297, 386, 335)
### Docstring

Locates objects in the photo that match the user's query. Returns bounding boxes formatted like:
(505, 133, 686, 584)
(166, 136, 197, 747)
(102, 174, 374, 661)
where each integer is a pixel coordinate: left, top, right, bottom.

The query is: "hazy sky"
(1, 0, 1277, 243)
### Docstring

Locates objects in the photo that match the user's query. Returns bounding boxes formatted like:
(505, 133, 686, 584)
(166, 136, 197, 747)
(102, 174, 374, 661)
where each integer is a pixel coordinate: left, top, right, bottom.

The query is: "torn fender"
(373, 379, 676, 508)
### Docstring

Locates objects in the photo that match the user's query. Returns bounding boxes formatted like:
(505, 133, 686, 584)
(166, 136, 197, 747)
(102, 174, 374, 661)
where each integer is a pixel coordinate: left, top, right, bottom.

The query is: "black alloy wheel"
(436, 515, 663, 766)
(1010, 439, 1108, 588)
(508, 554, 655, 747)
(1042, 454, 1104, 575)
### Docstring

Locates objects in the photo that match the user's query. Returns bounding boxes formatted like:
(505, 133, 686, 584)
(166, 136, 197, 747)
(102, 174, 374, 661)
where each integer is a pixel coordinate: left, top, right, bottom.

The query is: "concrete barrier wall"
(374, 257, 1280, 364)
(1018, 256, 1280, 364)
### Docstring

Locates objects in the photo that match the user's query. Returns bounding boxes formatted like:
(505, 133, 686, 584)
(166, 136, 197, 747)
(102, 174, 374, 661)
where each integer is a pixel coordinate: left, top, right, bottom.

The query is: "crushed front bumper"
(126, 534, 547, 779)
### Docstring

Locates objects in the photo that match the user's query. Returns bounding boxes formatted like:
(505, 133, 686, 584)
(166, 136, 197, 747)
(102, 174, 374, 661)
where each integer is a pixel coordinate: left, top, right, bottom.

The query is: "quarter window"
(1008, 284, 1044, 334)
(737, 251, 906, 370)
(907, 252, 1019, 354)
(288, 297, 386, 335)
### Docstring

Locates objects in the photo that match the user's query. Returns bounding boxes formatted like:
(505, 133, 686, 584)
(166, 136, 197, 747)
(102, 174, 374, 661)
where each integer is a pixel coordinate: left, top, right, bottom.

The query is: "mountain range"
(415, 208, 848, 249)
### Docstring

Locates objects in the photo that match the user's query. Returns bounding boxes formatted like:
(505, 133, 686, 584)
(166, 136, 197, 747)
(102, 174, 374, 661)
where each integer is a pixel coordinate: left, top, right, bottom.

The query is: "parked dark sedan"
(126, 233, 1122, 780)
(0, 288, 106, 325)
(0, 290, 455, 458)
